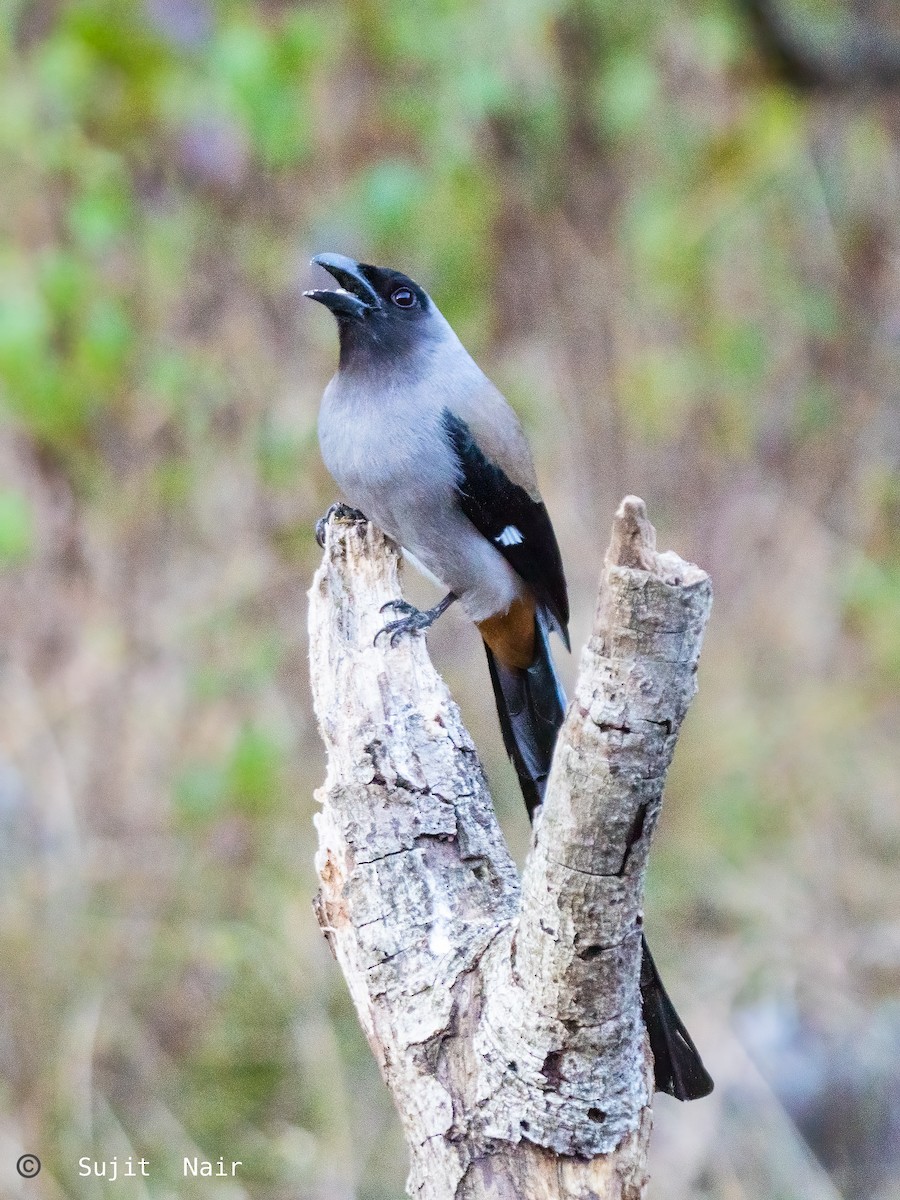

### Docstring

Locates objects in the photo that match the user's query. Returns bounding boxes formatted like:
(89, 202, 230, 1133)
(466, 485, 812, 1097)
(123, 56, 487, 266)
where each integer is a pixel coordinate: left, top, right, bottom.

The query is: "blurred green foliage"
(0, 0, 873, 472)
(1, 0, 899, 1197)
(0, 487, 32, 564)
(176, 723, 285, 822)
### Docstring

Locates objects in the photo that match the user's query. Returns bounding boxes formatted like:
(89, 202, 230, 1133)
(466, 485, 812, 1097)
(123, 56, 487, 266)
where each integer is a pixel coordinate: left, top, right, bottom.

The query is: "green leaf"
(710, 320, 766, 391)
(68, 170, 133, 252)
(357, 160, 425, 243)
(39, 249, 91, 317)
(280, 9, 340, 73)
(596, 52, 658, 139)
(79, 297, 134, 379)
(174, 764, 227, 823)
(0, 489, 33, 567)
(692, 5, 744, 71)
(35, 31, 96, 118)
(228, 725, 284, 817)
(843, 557, 900, 682)
(211, 18, 312, 168)
(0, 274, 51, 367)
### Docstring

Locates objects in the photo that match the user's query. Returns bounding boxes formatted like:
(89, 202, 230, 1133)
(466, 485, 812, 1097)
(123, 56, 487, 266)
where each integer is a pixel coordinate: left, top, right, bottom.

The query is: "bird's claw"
(315, 503, 367, 548)
(374, 591, 454, 648)
(373, 605, 433, 648)
(379, 598, 416, 616)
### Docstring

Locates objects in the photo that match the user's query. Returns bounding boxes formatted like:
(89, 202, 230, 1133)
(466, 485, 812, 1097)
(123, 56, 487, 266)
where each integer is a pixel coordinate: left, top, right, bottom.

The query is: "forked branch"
(308, 498, 712, 1199)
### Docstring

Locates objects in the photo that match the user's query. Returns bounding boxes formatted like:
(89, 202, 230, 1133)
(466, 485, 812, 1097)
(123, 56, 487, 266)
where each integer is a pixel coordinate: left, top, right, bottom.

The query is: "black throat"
(335, 313, 437, 377)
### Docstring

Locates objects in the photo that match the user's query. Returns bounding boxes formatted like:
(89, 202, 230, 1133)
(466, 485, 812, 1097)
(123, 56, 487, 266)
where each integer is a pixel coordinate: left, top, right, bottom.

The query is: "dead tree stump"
(308, 497, 712, 1199)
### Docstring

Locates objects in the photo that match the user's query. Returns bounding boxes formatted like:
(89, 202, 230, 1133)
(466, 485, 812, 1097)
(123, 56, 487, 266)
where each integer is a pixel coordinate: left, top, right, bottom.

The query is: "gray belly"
(386, 499, 525, 624)
(319, 400, 525, 622)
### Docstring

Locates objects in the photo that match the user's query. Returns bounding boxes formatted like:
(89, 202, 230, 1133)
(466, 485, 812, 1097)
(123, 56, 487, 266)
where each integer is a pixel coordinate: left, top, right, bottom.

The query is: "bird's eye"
(391, 287, 416, 308)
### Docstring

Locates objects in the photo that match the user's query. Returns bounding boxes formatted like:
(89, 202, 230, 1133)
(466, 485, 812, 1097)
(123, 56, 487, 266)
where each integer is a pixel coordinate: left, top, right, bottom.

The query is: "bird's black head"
(304, 253, 436, 370)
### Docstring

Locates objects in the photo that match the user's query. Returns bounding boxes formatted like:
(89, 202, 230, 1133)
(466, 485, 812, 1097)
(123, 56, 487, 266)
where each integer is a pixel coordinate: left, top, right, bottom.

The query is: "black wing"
(442, 409, 569, 644)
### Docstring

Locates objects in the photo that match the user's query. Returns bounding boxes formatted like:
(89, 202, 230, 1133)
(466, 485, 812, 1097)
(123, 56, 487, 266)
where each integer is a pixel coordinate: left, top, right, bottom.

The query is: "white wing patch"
(495, 525, 524, 547)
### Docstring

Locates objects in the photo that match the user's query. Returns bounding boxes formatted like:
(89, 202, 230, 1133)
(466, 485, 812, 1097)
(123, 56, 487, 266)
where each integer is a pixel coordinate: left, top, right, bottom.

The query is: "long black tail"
(484, 612, 714, 1101)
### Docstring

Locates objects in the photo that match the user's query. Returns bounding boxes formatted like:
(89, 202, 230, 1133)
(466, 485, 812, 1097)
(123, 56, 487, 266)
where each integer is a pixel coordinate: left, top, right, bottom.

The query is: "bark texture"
(308, 497, 712, 1200)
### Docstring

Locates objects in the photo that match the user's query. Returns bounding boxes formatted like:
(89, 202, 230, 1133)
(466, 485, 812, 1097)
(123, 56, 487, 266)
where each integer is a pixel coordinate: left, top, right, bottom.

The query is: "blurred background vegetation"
(1, 0, 899, 1196)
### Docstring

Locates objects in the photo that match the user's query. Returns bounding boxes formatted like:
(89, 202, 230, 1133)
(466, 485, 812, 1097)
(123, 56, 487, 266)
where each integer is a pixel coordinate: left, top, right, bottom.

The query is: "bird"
(305, 251, 713, 1102)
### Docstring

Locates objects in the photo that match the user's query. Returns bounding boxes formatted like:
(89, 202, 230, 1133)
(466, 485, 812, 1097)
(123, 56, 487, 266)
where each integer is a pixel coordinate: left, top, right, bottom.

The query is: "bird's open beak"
(304, 253, 380, 320)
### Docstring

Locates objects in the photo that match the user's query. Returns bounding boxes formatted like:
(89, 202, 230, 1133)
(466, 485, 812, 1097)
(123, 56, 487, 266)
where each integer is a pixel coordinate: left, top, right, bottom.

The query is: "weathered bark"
(308, 497, 712, 1199)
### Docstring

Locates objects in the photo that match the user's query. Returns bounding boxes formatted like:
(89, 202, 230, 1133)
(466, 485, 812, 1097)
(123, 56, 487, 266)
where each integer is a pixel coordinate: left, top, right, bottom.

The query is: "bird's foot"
(374, 594, 456, 648)
(375, 601, 437, 648)
(315, 503, 367, 548)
